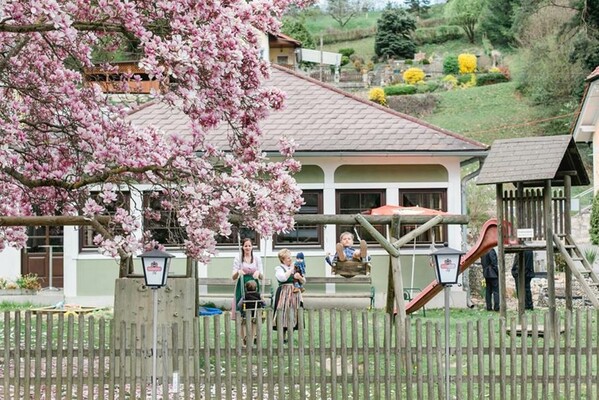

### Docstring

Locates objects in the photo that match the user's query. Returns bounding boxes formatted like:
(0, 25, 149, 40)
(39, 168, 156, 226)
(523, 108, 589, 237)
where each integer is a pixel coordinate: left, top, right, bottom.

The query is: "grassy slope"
(421, 82, 542, 145)
(299, 11, 576, 147)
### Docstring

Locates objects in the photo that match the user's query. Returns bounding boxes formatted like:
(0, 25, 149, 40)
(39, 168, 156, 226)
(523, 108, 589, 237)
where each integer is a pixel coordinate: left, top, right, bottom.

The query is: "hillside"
(290, 6, 585, 147)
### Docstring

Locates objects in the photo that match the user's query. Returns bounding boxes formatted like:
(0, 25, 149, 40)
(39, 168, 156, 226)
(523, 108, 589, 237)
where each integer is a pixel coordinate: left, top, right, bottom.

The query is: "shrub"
(340, 55, 350, 66)
(442, 74, 459, 90)
(476, 72, 509, 86)
(15, 273, 41, 291)
(416, 81, 439, 93)
(338, 48, 355, 58)
(413, 25, 463, 45)
(403, 67, 425, 84)
(458, 53, 477, 74)
(384, 84, 417, 96)
(0, 277, 7, 289)
(458, 73, 477, 88)
(405, 59, 413, 65)
(422, 58, 431, 65)
(443, 55, 459, 75)
(368, 87, 387, 106)
(590, 191, 599, 245)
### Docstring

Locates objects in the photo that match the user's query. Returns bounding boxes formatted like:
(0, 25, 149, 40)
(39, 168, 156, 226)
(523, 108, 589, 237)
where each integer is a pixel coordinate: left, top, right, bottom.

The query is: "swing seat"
(241, 299, 266, 322)
(332, 260, 371, 278)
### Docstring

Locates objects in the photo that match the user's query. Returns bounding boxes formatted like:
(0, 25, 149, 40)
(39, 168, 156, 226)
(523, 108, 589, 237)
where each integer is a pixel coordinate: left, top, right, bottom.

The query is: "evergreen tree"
(479, 0, 518, 47)
(282, 19, 316, 49)
(374, 6, 417, 60)
(406, 0, 431, 18)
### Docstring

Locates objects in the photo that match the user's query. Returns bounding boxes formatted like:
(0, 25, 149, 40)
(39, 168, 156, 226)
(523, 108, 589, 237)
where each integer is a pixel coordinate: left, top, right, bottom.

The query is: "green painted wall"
(295, 165, 324, 183)
(76, 258, 189, 296)
(335, 164, 447, 183)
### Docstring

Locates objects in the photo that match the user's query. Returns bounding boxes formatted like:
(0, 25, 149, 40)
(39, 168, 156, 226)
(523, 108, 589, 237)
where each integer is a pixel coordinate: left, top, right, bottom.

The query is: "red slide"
(405, 218, 501, 314)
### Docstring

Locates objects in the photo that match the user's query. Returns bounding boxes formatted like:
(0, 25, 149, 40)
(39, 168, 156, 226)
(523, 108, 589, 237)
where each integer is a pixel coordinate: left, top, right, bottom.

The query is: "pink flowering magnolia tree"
(0, 0, 308, 275)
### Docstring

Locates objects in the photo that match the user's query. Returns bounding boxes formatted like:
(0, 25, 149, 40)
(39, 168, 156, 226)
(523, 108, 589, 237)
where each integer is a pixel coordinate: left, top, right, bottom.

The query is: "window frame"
(335, 189, 386, 244)
(398, 188, 448, 245)
(274, 190, 324, 248)
(79, 191, 131, 251)
(142, 192, 186, 249)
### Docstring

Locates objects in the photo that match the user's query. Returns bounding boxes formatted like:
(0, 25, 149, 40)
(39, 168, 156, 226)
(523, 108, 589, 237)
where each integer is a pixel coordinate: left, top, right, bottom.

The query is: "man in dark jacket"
(481, 248, 499, 311)
(512, 250, 535, 310)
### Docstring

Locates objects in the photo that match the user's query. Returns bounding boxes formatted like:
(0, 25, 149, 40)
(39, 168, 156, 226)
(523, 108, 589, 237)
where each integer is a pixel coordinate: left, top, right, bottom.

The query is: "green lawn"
(421, 82, 567, 145)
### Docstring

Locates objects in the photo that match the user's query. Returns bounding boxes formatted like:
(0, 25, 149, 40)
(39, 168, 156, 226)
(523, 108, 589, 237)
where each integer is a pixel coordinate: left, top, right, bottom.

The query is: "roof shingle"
(128, 65, 488, 154)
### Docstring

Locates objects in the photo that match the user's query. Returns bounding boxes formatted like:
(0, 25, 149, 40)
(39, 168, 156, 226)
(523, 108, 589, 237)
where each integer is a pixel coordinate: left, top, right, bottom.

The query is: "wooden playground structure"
(477, 135, 599, 335)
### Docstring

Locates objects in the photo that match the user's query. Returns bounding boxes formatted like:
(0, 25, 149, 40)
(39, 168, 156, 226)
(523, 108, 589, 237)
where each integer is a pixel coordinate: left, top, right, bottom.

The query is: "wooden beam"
(292, 214, 469, 225)
(392, 215, 444, 248)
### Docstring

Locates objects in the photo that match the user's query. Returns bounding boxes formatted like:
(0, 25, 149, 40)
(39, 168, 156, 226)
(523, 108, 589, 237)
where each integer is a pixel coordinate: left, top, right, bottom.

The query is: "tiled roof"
(128, 65, 488, 154)
(477, 135, 589, 186)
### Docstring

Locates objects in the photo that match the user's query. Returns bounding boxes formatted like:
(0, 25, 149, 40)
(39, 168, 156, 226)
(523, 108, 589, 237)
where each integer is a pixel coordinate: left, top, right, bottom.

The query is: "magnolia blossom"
(0, 0, 309, 263)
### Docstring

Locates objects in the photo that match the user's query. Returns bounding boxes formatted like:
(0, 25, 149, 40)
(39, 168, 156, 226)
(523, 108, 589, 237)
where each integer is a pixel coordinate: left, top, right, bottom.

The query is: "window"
(399, 189, 447, 244)
(336, 190, 385, 243)
(143, 192, 186, 247)
(275, 190, 323, 247)
(80, 192, 130, 249)
(276, 55, 289, 65)
(215, 227, 259, 249)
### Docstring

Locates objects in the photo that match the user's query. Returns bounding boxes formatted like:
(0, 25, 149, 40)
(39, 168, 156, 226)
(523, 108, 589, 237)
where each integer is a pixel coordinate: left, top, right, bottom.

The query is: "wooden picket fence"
(1, 308, 598, 399)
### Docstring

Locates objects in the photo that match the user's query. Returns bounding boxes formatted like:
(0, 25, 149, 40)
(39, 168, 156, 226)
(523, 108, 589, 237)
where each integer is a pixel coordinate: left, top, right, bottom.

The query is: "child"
(237, 280, 265, 345)
(334, 231, 369, 263)
(293, 252, 306, 293)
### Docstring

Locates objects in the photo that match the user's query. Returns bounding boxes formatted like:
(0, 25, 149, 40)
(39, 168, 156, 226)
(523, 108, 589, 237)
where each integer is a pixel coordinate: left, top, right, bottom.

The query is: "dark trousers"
(515, 278, 534, 310)
(484, 278, 499, 311)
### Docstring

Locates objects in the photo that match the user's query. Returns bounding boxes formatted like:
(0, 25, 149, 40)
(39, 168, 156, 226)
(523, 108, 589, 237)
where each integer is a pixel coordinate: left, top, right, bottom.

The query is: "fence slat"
(4, 307, 599, 399)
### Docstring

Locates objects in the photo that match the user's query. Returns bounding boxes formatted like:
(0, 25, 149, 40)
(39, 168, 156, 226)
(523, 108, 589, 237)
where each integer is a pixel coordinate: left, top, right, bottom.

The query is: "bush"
(413, 25, 463, 45)
(403, 67, 425, 84)
(590, 191, 599, 245)
(458, 73, 477, 88)
(416, 81, 439, 93)
(368, 87, 387, 106)
(338, 48, 355, 58)
(384, 84, 417, 96)
(476, 72, 509, 86)
(458, 53, 477, 74)
(443, 55, 459, 75)
(14, 273, 41, 291)
(340, 55, 350, 66)
(442, 74, 459, 90)
(405, 59, 413, 65)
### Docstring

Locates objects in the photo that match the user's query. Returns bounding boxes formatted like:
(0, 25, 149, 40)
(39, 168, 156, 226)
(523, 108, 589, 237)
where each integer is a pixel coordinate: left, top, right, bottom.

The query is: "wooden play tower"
(477, 136, 599, 326)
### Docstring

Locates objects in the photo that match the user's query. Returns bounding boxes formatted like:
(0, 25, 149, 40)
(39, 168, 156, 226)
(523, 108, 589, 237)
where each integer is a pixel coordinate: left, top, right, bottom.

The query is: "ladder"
(553, 233, 599, 308)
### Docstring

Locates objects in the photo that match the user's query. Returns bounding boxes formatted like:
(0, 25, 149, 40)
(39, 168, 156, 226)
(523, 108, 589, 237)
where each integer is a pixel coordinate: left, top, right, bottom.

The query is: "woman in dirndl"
(272, 248, 305, 342)
(232, 238, 263, 315)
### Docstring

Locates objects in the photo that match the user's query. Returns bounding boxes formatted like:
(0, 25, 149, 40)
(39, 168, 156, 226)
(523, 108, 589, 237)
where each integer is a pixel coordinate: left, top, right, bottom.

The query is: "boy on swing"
(334, 231, 369, 263)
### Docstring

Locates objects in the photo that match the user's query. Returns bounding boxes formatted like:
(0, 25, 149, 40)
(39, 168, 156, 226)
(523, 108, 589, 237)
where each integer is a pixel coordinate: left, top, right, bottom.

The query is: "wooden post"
(497, 184, 507, 318)
(545, 180, 556, 339)
(516, 183, 525, 320)
(564, 175, 573, 311)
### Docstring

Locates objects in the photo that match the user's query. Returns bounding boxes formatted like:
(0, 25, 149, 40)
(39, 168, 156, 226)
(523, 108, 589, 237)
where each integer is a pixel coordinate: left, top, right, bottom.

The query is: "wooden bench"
(198, 278, 273, 305)
(302, 275, 375, 309)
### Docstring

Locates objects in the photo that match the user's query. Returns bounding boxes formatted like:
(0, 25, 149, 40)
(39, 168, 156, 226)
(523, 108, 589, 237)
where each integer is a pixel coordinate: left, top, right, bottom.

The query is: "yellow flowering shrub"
(458, 53, 477, 74)
(441, 74, 458, 90)
(402, 67, 425, 85)
(368, 87, 387, 106)
(459, 73, 477, 88)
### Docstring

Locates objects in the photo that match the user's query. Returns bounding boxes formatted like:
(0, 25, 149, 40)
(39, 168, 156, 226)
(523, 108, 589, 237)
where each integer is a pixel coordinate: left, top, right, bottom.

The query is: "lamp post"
(139, 247, 174, 400)
(431, 244, 464, 400)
